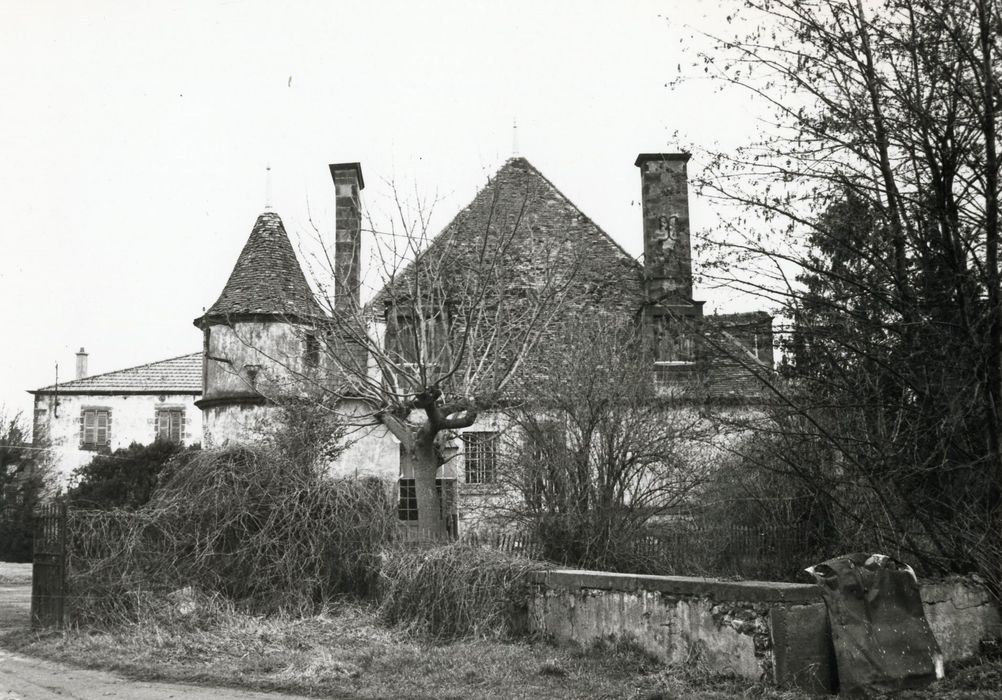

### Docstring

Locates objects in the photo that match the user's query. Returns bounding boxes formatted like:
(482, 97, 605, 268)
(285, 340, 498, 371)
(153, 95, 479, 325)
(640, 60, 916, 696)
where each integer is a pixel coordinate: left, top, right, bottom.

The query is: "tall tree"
(688, 0, 1002, 580)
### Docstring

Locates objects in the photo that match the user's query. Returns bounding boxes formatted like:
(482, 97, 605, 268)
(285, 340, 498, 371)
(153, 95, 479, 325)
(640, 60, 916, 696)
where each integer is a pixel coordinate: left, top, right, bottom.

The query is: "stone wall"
(922, 579, 1001, 663)
(527, 569, 1000, 693)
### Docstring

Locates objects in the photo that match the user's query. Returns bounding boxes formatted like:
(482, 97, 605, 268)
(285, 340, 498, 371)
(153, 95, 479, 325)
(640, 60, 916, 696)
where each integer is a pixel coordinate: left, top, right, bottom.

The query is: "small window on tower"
(305, 333, 320, 368)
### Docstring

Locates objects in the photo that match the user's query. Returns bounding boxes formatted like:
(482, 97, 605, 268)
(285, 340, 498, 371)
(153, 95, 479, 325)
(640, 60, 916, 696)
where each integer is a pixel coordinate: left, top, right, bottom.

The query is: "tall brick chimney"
(75, 347, 88, 379)
(328, 162, 364, 312)
(635, 153, 693, 301)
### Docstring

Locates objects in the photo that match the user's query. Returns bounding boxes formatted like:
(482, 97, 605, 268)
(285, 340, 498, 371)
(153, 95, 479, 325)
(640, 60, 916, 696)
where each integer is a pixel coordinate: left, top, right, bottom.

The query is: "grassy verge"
(2, 593, 999, 699)
(1, 601, 803, 700)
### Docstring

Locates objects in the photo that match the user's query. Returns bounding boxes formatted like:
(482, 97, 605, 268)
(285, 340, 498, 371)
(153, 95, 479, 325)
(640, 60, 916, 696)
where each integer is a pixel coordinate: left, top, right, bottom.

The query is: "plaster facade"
(32, 391, 201, 484)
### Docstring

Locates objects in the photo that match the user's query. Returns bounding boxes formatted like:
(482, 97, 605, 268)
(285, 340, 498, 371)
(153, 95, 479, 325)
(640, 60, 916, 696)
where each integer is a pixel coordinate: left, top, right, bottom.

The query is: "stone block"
(770, 603, 836, 694)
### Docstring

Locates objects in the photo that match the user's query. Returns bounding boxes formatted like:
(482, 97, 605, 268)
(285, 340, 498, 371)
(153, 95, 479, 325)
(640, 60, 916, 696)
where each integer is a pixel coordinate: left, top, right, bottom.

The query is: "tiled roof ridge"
(31, 352, 202, 393)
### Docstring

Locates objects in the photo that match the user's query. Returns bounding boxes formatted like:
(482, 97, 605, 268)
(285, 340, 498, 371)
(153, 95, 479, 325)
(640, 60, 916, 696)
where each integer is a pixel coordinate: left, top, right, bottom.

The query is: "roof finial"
(264, 164, 273, 210)
(512, 118, 519, 157)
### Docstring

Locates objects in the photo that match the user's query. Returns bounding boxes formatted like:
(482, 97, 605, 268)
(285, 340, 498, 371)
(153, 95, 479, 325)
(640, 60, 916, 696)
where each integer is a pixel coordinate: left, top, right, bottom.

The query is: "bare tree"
(481, 317, 712, 570)
(304, 166, 583, 538)
(680, 0, 1002, 581)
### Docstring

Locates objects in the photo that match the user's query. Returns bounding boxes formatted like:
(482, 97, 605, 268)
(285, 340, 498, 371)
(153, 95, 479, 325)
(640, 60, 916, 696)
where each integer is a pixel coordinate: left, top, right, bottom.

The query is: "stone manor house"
(30, 153, 773, 532)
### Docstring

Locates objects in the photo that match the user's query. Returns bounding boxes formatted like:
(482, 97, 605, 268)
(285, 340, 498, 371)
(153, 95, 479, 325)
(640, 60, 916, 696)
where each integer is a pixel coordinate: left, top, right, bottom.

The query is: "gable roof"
(30, 353, 202, 395)
(372, 157, 644, 310)
(196, 211, 324, 326)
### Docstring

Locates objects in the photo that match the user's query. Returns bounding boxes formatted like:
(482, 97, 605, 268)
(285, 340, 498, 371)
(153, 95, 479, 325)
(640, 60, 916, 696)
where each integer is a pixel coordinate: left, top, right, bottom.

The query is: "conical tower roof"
(196, 211, 324, 326)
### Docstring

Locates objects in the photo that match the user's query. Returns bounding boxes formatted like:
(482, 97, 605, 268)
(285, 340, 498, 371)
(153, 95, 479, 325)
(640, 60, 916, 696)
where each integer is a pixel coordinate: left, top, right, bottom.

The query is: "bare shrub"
(488, 317, 712, 573)
(377, 543, 544, 640)
(68, 445, 396, 623)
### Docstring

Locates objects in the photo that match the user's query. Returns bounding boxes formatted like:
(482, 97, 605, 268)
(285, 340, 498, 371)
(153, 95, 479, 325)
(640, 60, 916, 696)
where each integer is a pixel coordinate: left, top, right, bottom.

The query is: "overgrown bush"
(378, 543, 544, 640)
(68, 440, 199, 510)
(0, 470, 46, 562)
(68, 445, 396, 623)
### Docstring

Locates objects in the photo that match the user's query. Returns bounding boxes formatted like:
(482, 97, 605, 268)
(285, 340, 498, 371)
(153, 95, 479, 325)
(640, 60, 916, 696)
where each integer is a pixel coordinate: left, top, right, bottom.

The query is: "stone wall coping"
(530, 569, 823, 604)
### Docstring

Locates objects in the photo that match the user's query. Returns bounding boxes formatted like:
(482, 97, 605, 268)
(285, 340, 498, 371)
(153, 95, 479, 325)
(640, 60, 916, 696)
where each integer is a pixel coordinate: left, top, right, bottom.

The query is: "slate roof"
(31, 353, 202, 395)
(702, 312, 775, 400)
(196, 211, 324, 325)
(372, 157, 644, 312)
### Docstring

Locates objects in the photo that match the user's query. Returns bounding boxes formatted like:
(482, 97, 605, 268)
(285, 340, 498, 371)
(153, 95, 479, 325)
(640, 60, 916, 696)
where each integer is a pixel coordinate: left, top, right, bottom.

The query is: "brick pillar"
(328, 162, 365, 312)
(635, 153, 693, 301)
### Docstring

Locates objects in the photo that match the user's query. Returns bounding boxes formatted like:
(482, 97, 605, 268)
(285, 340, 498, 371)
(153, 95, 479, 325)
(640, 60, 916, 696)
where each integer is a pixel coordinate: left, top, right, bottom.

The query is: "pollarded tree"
(302, 159, 640, 538)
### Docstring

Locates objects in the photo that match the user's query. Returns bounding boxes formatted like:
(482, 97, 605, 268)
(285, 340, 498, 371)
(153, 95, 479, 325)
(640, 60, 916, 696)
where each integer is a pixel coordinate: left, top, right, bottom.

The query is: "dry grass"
(0, 600, 797, 700)
(4, 602, 1001, 699)
(378, 543, 544, 640)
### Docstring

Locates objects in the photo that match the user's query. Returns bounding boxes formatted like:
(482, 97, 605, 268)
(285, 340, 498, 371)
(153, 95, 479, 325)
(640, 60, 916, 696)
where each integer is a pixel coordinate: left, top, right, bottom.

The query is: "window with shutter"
(155, 408, 185, 444)
(80, 408, 111, 450)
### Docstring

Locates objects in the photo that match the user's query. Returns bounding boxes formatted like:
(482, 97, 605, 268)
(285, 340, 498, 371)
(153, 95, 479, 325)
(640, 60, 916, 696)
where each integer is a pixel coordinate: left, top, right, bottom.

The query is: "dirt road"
(0, 575, 306, 700)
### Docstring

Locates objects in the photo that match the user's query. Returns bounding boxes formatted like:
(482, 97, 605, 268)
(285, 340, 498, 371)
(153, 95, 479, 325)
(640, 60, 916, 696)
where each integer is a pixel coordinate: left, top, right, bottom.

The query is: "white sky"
(0, 0, 764, 421)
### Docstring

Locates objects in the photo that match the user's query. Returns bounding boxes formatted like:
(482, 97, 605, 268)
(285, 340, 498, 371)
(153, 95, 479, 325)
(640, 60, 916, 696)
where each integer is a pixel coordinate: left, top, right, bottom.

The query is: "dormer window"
(654, 316, 696, 364)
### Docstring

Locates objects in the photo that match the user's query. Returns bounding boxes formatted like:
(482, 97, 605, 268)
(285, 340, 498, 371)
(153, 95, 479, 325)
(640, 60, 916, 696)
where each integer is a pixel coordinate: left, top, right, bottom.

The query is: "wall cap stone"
(530, 569, 822, 604)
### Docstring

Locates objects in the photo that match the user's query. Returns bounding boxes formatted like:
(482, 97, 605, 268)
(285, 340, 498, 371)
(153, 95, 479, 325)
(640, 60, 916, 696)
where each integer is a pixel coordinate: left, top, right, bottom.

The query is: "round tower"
(194, 211, 324, 446)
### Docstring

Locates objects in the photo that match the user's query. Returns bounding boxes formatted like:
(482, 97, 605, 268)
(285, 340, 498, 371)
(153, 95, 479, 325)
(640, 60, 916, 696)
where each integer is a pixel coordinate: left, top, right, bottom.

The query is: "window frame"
(462, 431, 498, 484)
(653, 314, 697, 365)
(396, 477, 459, 537)
(154, 407, 185, 444)
(80, 407, 112, 451)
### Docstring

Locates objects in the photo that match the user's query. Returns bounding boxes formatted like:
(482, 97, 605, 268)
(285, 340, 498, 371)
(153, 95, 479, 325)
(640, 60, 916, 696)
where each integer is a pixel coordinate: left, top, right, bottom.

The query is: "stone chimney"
(329, 162, 364, 312)
(75, 347, 88, 380)
(635, 153, 693, 301)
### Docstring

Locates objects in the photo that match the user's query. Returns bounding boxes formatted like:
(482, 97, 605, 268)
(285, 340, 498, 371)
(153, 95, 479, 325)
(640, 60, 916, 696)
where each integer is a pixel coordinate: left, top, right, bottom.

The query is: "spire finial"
(512, 118, 519, 157)
(264, 164, 273, 210)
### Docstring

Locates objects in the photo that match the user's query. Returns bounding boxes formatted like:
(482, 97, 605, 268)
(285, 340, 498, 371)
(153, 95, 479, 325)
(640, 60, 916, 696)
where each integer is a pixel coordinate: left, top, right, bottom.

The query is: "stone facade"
(29, 152, 774, 520)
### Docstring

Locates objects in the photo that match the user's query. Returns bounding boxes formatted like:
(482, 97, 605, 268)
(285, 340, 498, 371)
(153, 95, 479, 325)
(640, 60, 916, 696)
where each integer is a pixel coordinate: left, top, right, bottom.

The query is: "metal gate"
(30, 501, 67, 628)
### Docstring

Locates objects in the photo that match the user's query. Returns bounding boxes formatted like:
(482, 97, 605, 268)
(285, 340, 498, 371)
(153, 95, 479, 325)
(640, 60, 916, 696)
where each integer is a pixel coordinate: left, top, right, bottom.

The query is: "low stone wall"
(922, 579, 1001, 663)
(527, 569, 1000, 694)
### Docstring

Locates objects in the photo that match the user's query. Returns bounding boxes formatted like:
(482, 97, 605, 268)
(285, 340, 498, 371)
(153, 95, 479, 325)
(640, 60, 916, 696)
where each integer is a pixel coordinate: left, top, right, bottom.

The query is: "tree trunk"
(412, 429, 446, 540)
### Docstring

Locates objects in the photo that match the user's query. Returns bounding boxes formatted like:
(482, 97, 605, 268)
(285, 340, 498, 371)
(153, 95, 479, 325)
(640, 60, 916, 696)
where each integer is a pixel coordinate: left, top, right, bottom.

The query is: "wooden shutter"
(169, 410, 182, 443)
(96, 410, 108, 446)
(83, 410, 96, 446)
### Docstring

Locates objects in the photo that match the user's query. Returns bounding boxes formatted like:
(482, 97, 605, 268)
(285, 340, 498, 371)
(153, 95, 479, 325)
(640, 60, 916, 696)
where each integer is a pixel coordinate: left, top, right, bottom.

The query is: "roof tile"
(32, 353, 202, 394)
(198, 212, 323, 323)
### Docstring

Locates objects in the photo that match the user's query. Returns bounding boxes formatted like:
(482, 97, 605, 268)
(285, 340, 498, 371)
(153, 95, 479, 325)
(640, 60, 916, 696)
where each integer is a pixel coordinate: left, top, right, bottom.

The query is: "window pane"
(397, 478, 418, 521)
